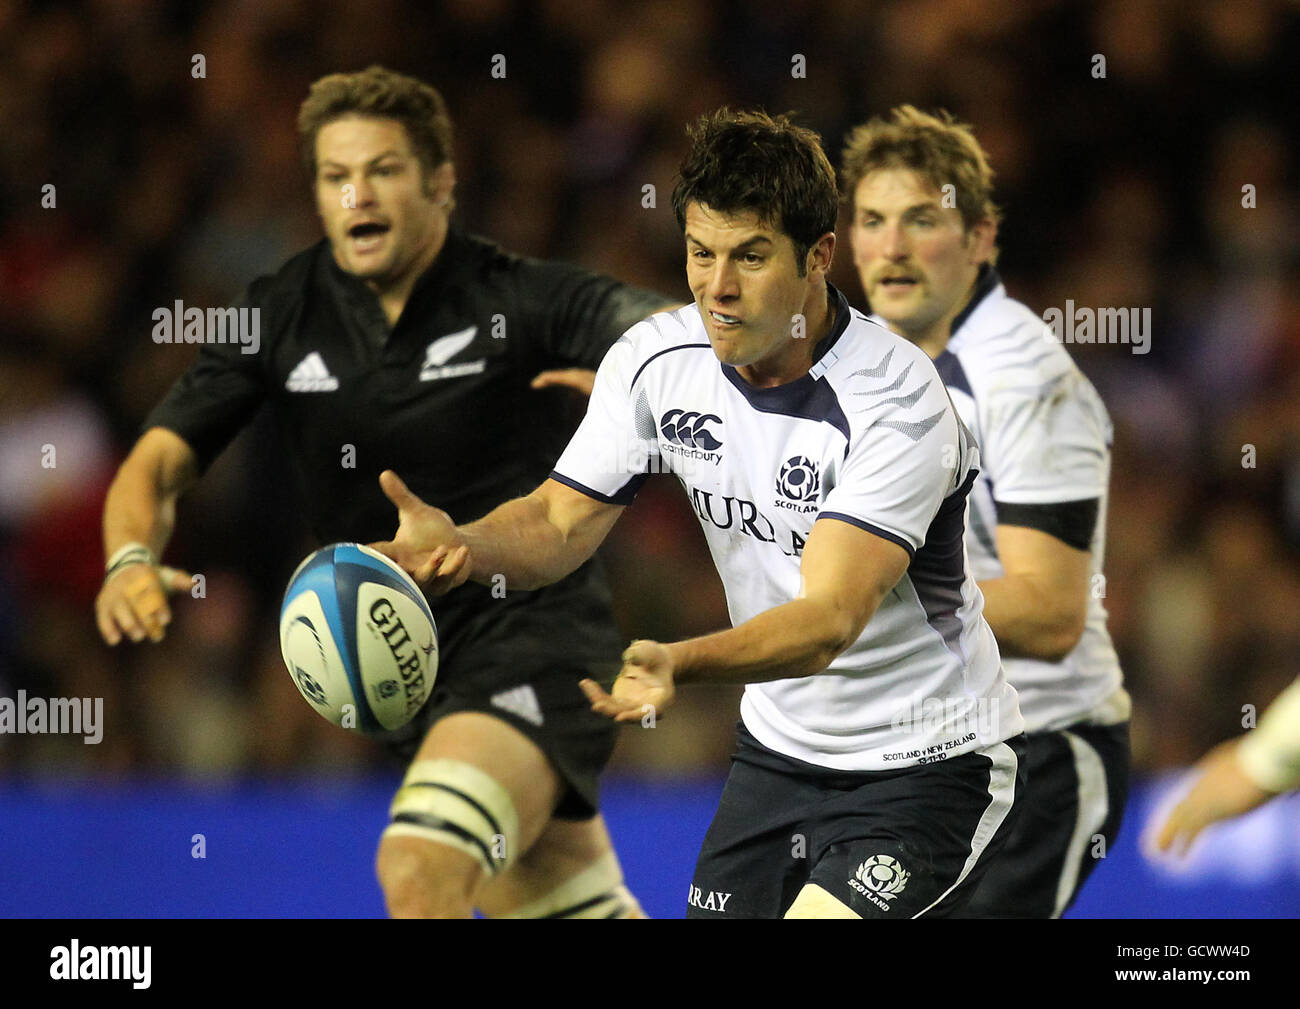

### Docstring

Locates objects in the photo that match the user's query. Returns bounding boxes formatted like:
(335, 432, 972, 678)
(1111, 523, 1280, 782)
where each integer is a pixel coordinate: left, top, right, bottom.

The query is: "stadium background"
(2, 0, 1298, 917)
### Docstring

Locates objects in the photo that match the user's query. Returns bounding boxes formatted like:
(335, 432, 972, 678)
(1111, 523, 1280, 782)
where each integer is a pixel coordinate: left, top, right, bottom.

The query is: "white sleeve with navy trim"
(551, 329, 653, 505)
(820, 374, 967, 556)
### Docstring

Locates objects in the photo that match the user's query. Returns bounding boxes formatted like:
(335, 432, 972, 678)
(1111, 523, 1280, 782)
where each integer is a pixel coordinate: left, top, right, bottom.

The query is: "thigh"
(958, 723, 1129, 918)
(386, 710, 563, 876)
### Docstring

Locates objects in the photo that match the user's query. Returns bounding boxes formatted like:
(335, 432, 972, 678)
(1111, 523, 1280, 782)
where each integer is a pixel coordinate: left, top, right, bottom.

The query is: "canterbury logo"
(660, 409, 723, 450)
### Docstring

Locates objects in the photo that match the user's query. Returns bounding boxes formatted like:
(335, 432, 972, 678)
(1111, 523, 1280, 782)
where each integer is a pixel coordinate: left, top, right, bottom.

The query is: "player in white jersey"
(372, 109, 1026, 918)
(843, 106, 1131, 917)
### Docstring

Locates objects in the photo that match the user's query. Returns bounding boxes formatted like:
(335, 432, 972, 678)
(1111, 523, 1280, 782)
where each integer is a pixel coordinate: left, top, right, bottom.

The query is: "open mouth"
(878, 276, 919, 291)
(709, 310, 742, 326)
(347, 221, 391, 250)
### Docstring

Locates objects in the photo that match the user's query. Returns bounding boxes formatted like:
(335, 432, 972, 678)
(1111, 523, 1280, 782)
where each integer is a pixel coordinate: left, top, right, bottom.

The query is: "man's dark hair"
(672, 109, 839, 275)
(298, 65, 454, 184)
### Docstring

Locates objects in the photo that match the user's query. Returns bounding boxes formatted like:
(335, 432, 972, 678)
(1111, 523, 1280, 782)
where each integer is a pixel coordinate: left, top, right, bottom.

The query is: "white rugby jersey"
(553, 285, 1022, 771)
(872, 267, 1129, 734)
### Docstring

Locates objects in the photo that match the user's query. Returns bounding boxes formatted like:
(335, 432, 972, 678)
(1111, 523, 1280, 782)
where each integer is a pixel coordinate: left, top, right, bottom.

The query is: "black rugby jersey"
(147, 229, 670, 677)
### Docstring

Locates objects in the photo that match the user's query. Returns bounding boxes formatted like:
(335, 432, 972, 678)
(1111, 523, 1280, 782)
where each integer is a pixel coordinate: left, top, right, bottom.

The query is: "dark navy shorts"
(686, 723, 1028, 918)
(955, 720, 1130, 918)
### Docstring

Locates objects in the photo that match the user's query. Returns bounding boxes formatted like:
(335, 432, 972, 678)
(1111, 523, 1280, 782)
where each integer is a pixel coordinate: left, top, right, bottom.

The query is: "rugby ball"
(279, 543, 438, 734)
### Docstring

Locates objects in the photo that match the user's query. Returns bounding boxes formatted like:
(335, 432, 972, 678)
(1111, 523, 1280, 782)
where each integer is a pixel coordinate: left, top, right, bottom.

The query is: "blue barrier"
(0, 775, 1296, 918)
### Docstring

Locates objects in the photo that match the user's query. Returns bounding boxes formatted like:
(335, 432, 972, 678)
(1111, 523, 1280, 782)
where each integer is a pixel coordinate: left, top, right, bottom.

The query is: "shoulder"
(823, 314, 954, 438)
(831, 309, 934, 376)
(455, 230, 521, 275)
(467, 233, 606, 290)
(228, 241, 333, 354)
(609, 306, 711, 387)
(948, 285, 1081, 397)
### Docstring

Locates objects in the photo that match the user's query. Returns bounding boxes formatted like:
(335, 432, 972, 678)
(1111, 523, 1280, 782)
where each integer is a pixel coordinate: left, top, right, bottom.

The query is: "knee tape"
(382, 758, 521, 877)
(492, 852, 642, 919)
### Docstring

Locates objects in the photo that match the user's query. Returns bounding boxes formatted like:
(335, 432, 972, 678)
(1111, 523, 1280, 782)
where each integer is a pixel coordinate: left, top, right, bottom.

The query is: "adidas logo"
(286, 352, 339, 393)
(490, 685, 544, 726)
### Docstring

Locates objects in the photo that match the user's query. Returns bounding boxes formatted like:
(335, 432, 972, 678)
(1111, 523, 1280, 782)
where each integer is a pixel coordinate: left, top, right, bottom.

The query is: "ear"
(426, 161, 456, 207)
(968, 216, 997, 266)
(806, 231, 836, 278)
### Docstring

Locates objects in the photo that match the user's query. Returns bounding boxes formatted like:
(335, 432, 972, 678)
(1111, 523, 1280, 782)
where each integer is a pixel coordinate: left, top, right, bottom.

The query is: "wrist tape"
(104, 542, 157, 582)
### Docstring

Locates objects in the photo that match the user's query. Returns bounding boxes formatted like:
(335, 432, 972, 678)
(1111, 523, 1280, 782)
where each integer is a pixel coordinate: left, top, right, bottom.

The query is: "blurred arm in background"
(1152, 676, 1300, 855)
(94, 427, 198, 645)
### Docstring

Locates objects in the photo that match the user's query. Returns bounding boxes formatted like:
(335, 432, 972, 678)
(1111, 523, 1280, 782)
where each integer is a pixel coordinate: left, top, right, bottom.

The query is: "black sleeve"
(142, 285, 269, 474)
(521, 259, 676, 369)
(993, 498, 1100, 552)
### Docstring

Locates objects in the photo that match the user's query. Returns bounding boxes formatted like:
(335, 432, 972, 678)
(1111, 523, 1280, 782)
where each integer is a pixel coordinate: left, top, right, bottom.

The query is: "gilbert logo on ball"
(279, 543, 438, 733)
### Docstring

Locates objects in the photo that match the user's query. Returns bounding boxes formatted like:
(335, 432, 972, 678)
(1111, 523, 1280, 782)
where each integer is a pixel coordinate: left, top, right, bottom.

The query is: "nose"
(352, 176, 377, 208)
(881, 221, 909, 260)
(703, 259, 740, 304)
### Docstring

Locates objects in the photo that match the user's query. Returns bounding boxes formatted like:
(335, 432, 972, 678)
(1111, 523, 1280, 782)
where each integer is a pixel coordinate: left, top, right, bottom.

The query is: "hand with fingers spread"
(530, 368, 596, 397)
(580, 639, 676, 724)
(96, 554, 193, 645)
(370, 470, 472, 595)
(1151, 739, 1275, 857)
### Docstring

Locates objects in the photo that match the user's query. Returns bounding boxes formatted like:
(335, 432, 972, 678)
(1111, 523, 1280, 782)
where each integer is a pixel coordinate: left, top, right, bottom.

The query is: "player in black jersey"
(94, 66, 672, 918)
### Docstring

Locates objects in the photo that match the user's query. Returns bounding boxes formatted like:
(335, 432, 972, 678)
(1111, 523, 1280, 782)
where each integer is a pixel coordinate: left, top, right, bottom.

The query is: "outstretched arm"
(581, 516, 910, 721)
(371, 471, 624, 594)
(1152, 677, 1300, 856)
(96, 427, 198, 644)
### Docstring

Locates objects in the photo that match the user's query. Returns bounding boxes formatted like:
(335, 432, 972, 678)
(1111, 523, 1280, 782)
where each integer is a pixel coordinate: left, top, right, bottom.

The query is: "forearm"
(102, 431, 199, 563)
(978, 575, 1083, 662)
(458, 493, 595, 591)
(102, 463, 180, 561)
(669, 597, 858, 686)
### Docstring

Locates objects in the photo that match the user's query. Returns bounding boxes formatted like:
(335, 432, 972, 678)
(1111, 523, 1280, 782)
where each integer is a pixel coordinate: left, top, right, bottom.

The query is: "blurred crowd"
(2, 0, 1299, 780)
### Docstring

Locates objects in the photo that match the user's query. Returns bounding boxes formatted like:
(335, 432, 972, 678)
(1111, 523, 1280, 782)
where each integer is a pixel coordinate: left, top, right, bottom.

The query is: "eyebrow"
(857, 201, 942, 218)
(685, 233, 776, 252)
(318, 150, 406, 170)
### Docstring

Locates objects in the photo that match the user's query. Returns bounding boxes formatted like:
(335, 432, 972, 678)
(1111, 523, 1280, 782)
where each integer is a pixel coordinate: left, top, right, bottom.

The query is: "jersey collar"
(948, 263, 1001, 341)
(812, 281, 854, 365)
(321, 228, 474, 339)
(719, 283, 855, 433)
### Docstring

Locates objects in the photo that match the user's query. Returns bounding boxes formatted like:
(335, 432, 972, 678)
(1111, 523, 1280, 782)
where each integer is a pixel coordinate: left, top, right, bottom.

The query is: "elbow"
(1034, 610, 1086, 663)
(813, 610, 863, 672)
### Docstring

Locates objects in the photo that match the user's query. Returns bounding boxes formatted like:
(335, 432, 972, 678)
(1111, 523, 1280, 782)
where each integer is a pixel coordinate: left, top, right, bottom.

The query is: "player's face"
(684, 203, 826, 372)
(314, 116, 453, 286)
(849, 168, 994, 343)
